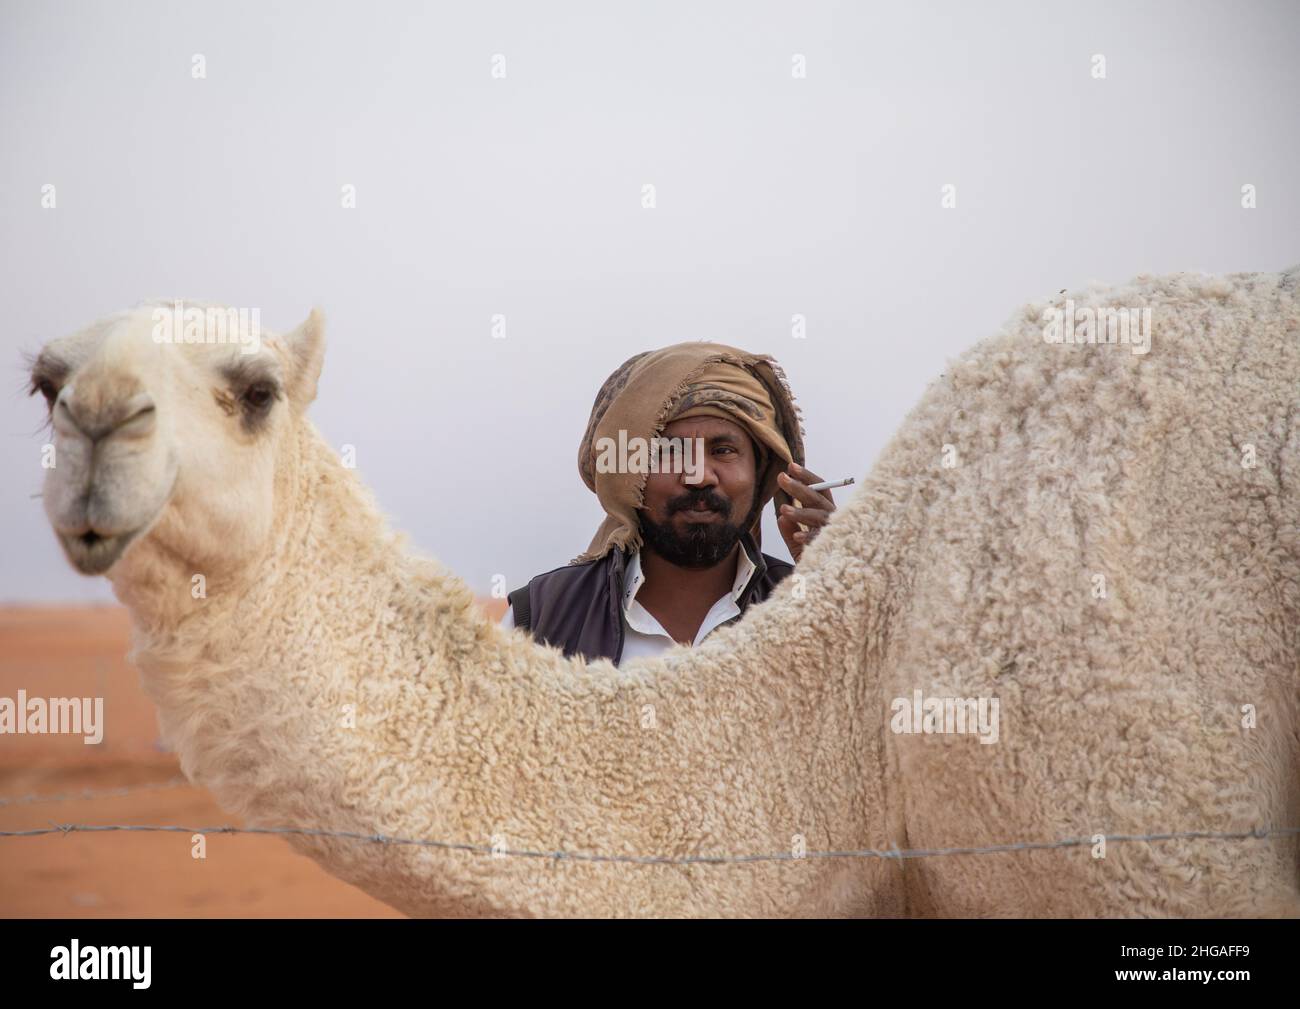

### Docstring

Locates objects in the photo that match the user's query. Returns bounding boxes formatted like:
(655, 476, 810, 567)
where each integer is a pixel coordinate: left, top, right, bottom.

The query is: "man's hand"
(776, 462, 837, 563)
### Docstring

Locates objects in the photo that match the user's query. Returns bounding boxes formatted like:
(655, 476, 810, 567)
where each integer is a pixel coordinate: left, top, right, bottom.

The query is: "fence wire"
(0, 776, 188, 808)
(2, 821, 1297, 865)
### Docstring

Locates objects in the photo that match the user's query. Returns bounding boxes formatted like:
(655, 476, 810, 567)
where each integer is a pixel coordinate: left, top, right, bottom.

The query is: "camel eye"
(29, 375, 59, 410)
(241, 382, 277, 412)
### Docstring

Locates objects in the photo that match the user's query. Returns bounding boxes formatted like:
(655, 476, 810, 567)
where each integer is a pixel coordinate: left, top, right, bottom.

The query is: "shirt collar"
(622, 542, 758, 613)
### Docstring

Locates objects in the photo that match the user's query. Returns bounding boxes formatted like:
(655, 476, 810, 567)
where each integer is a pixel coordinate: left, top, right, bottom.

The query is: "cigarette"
(805, 476, 855, 492)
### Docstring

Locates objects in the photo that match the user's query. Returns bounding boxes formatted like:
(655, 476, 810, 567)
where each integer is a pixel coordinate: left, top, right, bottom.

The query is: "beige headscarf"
(574, 342, 805, 563)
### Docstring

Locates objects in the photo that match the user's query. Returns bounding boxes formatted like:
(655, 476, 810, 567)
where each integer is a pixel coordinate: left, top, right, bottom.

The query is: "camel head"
(28, 302, 324, 579)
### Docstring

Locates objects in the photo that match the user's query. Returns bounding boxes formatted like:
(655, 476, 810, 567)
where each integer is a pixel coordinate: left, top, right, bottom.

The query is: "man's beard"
(638, 487, 760, 569)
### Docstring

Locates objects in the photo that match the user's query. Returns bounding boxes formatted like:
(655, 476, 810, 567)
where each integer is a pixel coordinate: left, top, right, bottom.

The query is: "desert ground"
(0, 601, 507, 918)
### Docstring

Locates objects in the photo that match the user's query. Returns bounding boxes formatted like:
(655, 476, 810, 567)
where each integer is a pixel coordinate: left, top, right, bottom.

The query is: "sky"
(1, 0, 1297, 603)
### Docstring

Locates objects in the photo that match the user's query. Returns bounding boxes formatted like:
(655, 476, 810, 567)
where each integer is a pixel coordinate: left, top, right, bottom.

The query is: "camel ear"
(283, 309, 326, 408)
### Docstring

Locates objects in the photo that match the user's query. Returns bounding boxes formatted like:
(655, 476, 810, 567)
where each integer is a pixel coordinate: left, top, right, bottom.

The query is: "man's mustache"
(669, 489, 731, 516)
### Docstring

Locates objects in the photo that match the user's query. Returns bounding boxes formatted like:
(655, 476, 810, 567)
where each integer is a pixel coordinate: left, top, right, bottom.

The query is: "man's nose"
(683, 455, 719, 487)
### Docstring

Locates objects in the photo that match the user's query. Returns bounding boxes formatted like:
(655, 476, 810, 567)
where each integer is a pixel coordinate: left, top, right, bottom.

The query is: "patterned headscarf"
(575, 342, 805, 563)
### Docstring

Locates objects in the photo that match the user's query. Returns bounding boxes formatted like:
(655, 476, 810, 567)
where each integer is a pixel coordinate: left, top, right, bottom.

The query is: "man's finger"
(777, 513, 804, 561)
(778, 468, 835, 510)
(779, 504, 833, 527)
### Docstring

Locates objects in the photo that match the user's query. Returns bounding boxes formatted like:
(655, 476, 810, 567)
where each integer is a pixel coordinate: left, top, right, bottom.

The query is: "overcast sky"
(2, 0, 1298, 603)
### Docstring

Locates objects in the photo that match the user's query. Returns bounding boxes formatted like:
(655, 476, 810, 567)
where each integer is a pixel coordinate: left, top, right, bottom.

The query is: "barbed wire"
(0, 776, 188, 808)
(1, 821, 1296, 865)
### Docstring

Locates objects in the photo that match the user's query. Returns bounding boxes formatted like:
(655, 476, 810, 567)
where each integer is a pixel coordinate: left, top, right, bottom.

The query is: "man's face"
(638, 416, 761, 569)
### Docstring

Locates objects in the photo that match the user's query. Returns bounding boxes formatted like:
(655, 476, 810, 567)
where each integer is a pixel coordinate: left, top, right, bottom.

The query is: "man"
(502, 342, 837, 665)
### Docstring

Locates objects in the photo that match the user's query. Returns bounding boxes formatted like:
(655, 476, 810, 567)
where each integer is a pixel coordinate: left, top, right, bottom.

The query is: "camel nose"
(54, 386, 157, 443)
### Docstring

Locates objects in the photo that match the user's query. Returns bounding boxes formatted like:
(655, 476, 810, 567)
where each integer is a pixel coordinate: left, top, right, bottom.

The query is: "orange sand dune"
(0, 601, 508, 918)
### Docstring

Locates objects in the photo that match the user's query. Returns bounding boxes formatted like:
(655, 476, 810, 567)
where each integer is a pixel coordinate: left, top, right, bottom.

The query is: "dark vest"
(508, 533, 793, 664)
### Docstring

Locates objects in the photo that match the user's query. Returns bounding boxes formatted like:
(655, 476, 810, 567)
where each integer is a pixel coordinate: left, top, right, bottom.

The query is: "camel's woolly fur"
(42, 268, 1300, 916)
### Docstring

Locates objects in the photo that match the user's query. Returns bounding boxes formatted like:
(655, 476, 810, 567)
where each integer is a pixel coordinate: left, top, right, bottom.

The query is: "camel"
(27, 270, 1300, 917)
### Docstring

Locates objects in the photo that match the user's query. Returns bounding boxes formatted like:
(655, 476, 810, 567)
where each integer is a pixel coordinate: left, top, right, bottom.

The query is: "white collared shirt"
(501, 546, 758, 665)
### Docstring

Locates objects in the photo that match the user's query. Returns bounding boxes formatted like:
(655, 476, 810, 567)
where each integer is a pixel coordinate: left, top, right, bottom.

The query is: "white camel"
(28, 269, 1300, 916)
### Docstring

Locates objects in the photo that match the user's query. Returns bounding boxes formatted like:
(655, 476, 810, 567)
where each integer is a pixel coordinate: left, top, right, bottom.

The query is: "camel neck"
(109, 418, 910, 916)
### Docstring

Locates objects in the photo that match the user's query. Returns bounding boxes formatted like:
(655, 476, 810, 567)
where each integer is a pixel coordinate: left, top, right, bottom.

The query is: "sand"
(0, 600, 508, 918)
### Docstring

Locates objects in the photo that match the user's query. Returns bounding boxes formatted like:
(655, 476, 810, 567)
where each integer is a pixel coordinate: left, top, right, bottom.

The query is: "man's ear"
(283, 309, 325, 408)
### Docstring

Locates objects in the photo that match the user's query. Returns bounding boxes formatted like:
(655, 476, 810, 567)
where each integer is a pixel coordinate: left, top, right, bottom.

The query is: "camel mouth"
(58, 526, 139, 576)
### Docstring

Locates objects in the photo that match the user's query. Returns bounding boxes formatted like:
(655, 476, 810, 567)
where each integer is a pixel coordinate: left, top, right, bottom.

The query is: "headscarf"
(574, 341, 805, 563)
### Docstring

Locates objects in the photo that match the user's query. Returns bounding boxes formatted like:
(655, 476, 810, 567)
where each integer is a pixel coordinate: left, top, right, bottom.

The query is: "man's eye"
(242, 383, 276, 411)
